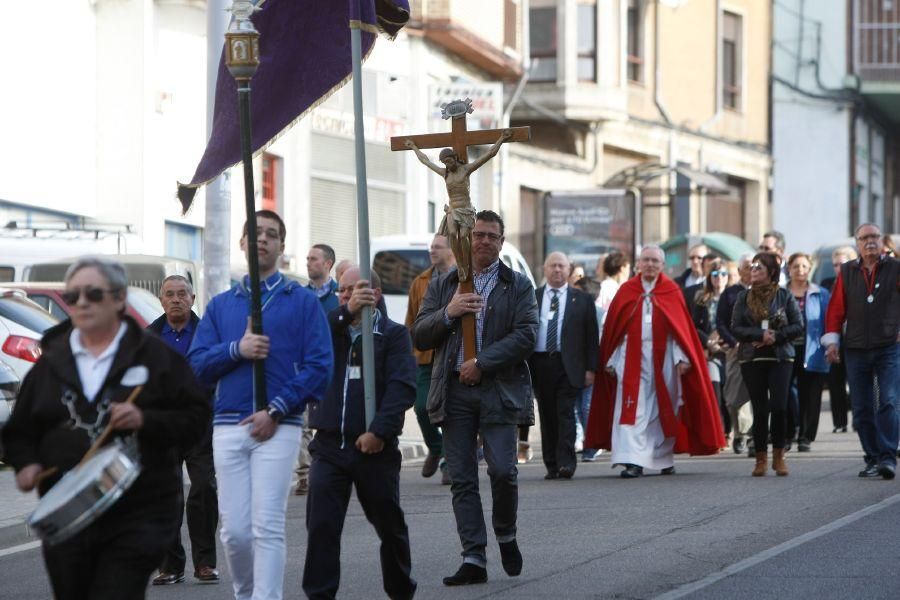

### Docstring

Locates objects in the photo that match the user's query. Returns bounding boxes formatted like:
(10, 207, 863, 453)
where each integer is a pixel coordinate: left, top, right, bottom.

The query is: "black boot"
(443, 563, 488, 586)
(499, 540, 523, 576)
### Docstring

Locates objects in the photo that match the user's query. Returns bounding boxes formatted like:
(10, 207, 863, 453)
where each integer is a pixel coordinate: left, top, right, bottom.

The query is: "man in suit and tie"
(529, 252, 599, 480)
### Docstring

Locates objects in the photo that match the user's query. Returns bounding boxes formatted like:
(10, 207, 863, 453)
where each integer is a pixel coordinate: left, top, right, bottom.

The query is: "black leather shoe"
(152, 572, 185, 586)
(499, 539, 523, 576)
(732, 438, 745, 455)
(443, 563, 488, 586)
(421, 454, 440, 478)
(878, 463, 896, 480)
(544, 471, 559, 480)
(558, 466, 574, 479)
(661, 466, 675, 475)
(859, 463, 880, 478)
(620, 465, 643, 478)
(798, 441, 811, 452)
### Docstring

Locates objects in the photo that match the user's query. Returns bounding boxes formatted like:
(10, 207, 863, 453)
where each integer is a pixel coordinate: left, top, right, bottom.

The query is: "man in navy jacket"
(188, 210, 333, 600)
(302, 267, 417, 600)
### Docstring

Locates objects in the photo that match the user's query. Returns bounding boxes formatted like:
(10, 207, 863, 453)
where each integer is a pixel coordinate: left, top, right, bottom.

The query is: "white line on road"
(0, 540, 40, 558)
(654, 492, 900, 600)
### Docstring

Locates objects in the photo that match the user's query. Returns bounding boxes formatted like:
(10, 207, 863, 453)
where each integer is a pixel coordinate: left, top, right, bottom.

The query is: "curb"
(398, 439, 429, 463)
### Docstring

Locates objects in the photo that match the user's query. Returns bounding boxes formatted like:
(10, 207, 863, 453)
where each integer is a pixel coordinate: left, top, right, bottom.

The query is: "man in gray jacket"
(412, 210, 538, 587)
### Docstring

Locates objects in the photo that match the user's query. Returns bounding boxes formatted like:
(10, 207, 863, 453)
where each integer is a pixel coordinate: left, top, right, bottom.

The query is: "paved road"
(1, 424, 898, 599)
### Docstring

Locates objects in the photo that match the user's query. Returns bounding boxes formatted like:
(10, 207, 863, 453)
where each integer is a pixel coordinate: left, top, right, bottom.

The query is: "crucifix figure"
(404, 131, 510, 282)
(391, 99, 530, 360)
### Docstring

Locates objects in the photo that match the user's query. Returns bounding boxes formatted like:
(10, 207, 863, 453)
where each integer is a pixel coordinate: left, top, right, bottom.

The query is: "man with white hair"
(584, 246, 725, 478)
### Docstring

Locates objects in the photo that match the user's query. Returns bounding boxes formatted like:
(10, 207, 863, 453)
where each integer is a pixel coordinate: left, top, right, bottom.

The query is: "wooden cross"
(389, 104, 530, 161)
(390, 99, 530, 362)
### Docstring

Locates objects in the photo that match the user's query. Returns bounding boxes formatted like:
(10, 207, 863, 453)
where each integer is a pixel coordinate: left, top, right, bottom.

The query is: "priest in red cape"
(584, 245, 725, 478)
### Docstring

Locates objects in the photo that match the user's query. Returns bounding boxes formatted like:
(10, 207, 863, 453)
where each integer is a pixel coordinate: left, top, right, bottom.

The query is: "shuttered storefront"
(310, 133, 405, 263)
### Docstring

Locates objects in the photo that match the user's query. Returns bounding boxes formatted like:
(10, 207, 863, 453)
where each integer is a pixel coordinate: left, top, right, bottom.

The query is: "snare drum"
(27, 438, 142, 546)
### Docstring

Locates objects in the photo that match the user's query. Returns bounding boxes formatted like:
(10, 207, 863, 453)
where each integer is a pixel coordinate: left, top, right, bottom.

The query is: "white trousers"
(213, 423, 301, 600)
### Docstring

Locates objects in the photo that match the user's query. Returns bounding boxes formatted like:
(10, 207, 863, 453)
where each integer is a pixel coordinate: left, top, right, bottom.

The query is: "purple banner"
(177, 0, 410, 212)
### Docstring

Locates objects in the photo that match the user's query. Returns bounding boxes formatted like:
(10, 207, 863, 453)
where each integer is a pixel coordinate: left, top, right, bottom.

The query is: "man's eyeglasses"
(750, 263, 763, 271)
(61, 287, 117, 306)
(472, 231, 502, 242)
(709, 270, 728, 277)
(856, 233, 881, 242)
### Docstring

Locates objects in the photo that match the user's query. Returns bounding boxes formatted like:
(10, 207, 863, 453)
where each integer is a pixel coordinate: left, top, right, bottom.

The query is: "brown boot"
(772, 448, 789, 476)
(752, 451, 768, 477)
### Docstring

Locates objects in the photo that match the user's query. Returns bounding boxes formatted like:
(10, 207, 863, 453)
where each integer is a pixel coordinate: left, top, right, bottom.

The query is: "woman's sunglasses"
(61, 287, 116, 306)
(709, 270, 728, 277)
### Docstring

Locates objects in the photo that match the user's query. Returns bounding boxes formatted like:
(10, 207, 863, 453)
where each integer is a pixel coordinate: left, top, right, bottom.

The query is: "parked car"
(0, 358, 20, 458)
(811, 234, 900, 285)
(371, 234, 536, 322)
(10, 282, 164, 328)
(0, 289, 59, 380)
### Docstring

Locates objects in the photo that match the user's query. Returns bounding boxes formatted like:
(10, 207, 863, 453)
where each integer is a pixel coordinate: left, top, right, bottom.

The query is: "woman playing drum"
(2, 256, 209, 600)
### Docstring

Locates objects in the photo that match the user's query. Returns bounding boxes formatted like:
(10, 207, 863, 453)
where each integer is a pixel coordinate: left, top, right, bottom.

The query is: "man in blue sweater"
(302, 267, 417, 600)
(189, 210, 333, 600)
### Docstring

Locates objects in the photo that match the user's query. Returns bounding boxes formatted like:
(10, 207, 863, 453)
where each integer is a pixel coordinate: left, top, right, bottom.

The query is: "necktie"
(547, 289, 559, 352)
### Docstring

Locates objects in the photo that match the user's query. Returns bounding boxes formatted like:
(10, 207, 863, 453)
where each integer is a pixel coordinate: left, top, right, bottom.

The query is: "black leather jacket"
(731, 287, 804, 362)
(411, 261, 538, 425)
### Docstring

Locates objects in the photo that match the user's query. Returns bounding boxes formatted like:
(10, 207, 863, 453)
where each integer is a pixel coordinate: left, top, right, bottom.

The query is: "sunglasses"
(750, 263, 764, 271)
(62, 287, 117, 306)
(710, 270, 728, 277)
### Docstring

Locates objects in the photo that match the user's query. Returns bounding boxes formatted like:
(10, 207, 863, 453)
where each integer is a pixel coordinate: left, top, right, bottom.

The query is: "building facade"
(773, 0, 900, 256)
(507, 0, 773, 273)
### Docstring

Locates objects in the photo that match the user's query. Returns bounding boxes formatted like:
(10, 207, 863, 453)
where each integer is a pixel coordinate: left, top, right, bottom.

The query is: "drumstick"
(31, 386, 144, 486)
(78, 385, 143, 466)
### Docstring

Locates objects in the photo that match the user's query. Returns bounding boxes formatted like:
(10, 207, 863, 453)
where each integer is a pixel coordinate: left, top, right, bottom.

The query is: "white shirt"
(69, 322, 128, 402)
(536, 283, 568, 352)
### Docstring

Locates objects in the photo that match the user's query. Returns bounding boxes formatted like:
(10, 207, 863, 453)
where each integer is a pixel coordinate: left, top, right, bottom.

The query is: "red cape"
(584, 274, 725, 455)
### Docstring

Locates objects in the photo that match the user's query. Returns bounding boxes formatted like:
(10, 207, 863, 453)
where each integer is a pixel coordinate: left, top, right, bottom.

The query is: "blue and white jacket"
(188, 272, 334, 427)
(797, 282, 831, 373)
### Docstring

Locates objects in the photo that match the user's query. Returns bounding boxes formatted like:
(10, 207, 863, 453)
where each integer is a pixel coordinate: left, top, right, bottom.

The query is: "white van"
(371, 234, 536, 323)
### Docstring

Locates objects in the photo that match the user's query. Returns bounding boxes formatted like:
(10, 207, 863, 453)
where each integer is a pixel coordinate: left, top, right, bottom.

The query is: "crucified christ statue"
(404, 128, 512, 282)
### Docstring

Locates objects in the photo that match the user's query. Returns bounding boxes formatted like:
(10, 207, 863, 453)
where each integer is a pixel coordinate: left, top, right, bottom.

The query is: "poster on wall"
(544, 189, 633, 274)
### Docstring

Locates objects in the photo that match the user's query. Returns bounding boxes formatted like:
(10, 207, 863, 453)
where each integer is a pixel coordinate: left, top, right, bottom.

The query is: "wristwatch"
(266, 406, 284, 422)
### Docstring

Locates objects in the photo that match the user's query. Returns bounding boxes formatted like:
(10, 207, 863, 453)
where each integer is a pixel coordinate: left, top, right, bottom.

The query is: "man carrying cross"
(404, 129, 511, 282)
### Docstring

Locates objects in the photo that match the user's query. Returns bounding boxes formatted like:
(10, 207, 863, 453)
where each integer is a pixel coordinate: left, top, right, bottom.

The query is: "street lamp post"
(225, 1, 266, 411)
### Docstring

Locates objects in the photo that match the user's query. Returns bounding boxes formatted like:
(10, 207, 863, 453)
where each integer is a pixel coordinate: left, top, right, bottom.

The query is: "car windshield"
(373, 250, 432, 295)
(0, 293, 59, 333)
(126, 287, 164, 323)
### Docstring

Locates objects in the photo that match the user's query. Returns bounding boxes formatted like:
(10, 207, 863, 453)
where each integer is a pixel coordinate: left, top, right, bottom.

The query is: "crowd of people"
(1, 208, 897, 599)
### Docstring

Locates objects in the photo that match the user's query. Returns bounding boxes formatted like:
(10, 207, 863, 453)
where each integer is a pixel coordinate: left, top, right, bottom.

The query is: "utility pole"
(202, 0, 232, 308)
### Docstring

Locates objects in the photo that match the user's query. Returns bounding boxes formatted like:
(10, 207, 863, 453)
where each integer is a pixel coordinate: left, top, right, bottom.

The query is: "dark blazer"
(715, 283, 747, 347)
(411, 261, 538, 426)
(531, 286, 599, 389)
(308, 306, 415, 444)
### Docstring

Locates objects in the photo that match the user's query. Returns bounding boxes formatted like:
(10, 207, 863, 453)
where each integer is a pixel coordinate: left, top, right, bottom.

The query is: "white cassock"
(608, 279, 688, 470)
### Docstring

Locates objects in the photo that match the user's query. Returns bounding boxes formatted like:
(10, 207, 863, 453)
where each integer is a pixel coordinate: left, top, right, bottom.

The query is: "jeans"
(845, 344, 900, 467)
(575, 385, 597, 458)
(214, 423, 301, 600)
(415, 364, 444, 457)
(442, 378, 518, 566)
(741, 361, 792, 451)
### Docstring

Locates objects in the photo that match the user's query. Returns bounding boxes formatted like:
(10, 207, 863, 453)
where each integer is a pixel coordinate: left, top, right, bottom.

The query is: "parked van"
(26, 254, 198, 297)
(371, 234, 536, 322)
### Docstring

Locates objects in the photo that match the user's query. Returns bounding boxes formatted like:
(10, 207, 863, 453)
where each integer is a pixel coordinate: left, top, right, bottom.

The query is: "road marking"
(0, 540, 40, 558)
(655, 492, 900, 599)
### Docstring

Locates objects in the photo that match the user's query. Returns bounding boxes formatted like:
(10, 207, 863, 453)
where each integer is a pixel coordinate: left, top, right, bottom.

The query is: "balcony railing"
(854, 0, 900, 82)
